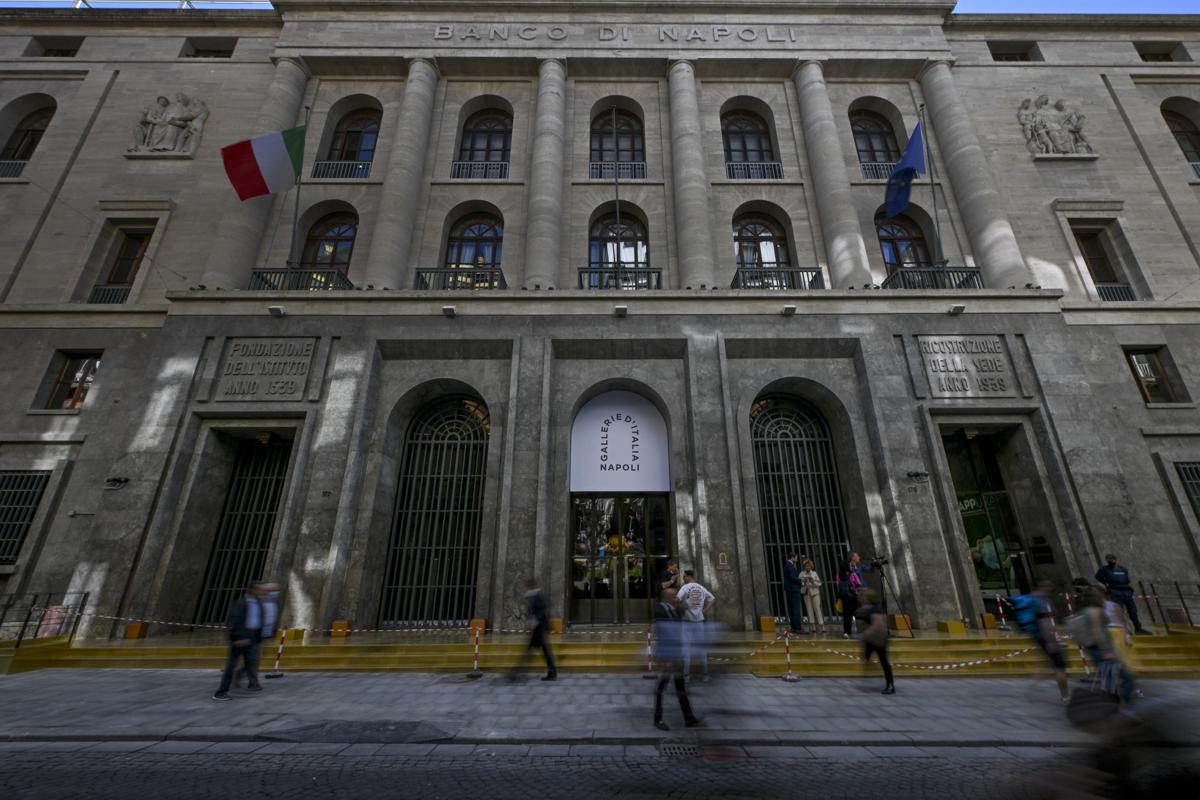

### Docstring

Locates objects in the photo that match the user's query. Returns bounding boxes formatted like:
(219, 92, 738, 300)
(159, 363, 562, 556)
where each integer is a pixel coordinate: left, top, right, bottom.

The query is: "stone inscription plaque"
(215, 338, 316, 402)
(918, 335, 1016, 399)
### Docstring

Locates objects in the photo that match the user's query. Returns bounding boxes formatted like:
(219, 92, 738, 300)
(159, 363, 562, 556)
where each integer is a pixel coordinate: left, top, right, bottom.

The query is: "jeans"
(1114, 593, 1144, 631)
(682, 621, 708, 676)
(217, 640, 259, 694)
(786, 592, 805, 632)
(1085, 645, 1137, 704)
(841, 596, 859, 636)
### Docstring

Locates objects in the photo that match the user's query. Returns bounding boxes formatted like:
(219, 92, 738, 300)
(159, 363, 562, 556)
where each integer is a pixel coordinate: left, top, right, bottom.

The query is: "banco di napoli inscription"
(918, 335, 1016, 399)
(215, 338, 316, 402)
(433, 24, 803, 45)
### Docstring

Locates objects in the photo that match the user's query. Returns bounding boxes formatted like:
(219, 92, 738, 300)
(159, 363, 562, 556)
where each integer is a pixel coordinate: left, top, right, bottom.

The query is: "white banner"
(570, 390, 670, 493)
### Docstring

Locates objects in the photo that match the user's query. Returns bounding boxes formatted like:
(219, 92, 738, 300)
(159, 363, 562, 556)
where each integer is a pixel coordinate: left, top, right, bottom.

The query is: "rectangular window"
(1071, 223, 1138, 301)
(0, 471, 51, 565)
(1125, 347, 1187, 404)
(1178, 463, 1200, 522)
(988, 41, 1042, 62)
(180, 37, 236, 58)
(24, 36, 82, 58)
(1135, 42, 1190, 63)
(44, 352, 102, 410)
(105, 229, 151, 286)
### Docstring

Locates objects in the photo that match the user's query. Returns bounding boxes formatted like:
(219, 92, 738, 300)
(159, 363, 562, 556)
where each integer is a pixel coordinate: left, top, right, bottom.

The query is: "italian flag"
(221, 126, 305, 201)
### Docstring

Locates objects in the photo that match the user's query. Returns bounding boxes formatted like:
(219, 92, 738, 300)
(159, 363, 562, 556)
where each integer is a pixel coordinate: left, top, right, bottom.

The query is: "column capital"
(668, 59, 696, 76)
(793, 59, 825, 78)
(270, 56, 310, 78)
(407, 56, 440, 77)
(917, 58, 955, 82)
(537, 57, 567, 78)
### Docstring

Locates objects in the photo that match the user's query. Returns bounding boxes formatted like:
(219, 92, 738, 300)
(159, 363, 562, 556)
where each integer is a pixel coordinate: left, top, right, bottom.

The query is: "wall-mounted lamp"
(442, 305, 457, 318)
(267, 305, 286, 317)
(781, 305, 797, 317)
(613, 305, 628, 318)
(948, 304, 966, 315)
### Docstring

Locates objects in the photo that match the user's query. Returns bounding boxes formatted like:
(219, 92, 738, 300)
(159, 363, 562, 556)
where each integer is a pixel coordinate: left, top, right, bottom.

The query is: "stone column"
(667, 60, 716, 289)
(201, 57, 307, 289)
(919, 60, 1031, 289)
(792, 61, 873, 288)
(524, 59, 566, 289)
(363, 57, 439, 289)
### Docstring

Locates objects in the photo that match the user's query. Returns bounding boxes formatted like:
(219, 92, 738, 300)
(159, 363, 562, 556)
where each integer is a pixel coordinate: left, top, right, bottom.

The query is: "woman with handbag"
(799, 559, 825, 635)
(836, 554, 864, 638)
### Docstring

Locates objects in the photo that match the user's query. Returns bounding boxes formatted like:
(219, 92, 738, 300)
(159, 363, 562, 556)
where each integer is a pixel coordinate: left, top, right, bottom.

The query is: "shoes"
(654, 720, 669, 731)
(685, 719, 706, 728)
(843, 633, 850, 639)
(541, 674, 557, 681)
(244, 685, 263, 692)
(881, 686, 896, 695)
(1134, 629, 1150, 636)
(212, 692, 231, 701)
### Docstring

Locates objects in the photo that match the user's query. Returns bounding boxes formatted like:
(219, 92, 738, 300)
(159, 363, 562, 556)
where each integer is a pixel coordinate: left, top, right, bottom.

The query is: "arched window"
(459, 110, 512, 163)
(733, 215, 790, 269)
(750, 395, 850, 623)
(300, 213, 357, 274)
(380, 396, 491, 627)
(1, 107, 53, 162)
(326, 110, 380, 162)
(1164, 110, 1200, 165)
(590, 109, 644, 163)
(444, 214, 504, 277)
(585, 213, 652, 289)
(876, 216, 931, 272)
(850, 110, 901, 165)
(723, 112, 774, 163)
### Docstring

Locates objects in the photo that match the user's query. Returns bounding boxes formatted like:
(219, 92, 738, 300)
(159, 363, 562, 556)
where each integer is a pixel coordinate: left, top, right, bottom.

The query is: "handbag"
(834, 599, 843, 615)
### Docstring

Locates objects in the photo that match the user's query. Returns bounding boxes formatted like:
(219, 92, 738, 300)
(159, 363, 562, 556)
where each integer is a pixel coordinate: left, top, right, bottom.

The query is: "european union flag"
(883, 121, 925, 220)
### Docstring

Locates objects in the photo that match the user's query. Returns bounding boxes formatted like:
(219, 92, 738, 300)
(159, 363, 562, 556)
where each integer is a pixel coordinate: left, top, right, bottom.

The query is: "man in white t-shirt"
(676, 569, 715, 682)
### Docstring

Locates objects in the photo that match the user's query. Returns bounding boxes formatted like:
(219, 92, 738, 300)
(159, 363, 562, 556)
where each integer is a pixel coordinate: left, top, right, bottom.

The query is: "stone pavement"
(1, 668, 1198, 747)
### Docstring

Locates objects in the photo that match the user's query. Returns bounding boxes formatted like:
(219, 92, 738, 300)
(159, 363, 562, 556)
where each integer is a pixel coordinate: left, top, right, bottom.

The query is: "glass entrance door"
(570, 494, 670, 624)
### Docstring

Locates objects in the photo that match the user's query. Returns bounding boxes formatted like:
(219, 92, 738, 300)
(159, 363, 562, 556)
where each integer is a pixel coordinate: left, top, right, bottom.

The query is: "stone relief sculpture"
(1018, 94, 1095, 155)
(129, 93, 209, 155)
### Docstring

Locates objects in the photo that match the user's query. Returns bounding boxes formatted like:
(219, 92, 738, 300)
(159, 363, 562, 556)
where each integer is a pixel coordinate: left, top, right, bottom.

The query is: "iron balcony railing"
(731, 267, 824, 290)
(310, 160, 372, 180)
(859, 161, 897, 181)
(0, 160, 27, 178)
(414, 268, 507, 290)
(881, 266, 985, 290)
(589, 161, 647, 180)
(1096, 282, 1137, 302)
(1191, 162, 1200, 179)
(87, 284, 132, 304)
(578, 266, 661, 290)
(725, 161, 784, 180)
(450, 161, 509, 180)
(248, 268, 354, 291)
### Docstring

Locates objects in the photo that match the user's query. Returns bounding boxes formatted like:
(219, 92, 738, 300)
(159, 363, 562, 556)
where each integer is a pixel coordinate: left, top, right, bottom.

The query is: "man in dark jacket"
(213, 583, 264, 700)
(783, 552, 805, 633)
(511, 578, 556, 681)
(653, 588, 702, 731)
(1095, 554, 1148, 634)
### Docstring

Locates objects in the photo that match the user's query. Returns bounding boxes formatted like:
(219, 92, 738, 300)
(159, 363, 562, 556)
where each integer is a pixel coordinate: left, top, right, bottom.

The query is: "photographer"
(836, 553, 865, 638)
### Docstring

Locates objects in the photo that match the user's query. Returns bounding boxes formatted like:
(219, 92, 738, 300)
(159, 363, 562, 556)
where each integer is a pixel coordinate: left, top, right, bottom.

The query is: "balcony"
(415, 268, 507, 290)
(859, 161, 897, 181)
(248, 268, 354, 291)
(450, 161, 509, 180)
(0, 160, 27, 178)
(881, 266, 984, 290)
(731, 267, 824, 290)
(725, 162, 784, 180)
(1096, 282, 1137, 302)
(87, 284, 131, 304)
(1190, 162, 1200, 179)
(578, 266, 661, 290)
(310, 160, 372, 180)
(588, 161, 647, 180)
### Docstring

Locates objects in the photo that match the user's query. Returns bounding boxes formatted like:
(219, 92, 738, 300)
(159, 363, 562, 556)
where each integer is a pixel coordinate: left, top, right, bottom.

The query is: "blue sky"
(955, 0, 1195, 12)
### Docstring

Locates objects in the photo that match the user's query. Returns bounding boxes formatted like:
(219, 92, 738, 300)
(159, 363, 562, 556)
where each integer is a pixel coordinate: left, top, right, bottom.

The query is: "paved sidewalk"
(3, 669, 1197, 747)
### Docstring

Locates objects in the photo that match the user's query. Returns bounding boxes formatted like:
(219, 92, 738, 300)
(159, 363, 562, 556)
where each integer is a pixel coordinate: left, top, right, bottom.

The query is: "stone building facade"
(1, 1, 1199, 637)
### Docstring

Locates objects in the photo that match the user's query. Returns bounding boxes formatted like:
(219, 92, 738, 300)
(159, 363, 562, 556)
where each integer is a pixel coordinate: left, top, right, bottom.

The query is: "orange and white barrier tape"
(467, 627, 482, 679)
(266, 626, 287, 678)
(781, 630, 799, 682)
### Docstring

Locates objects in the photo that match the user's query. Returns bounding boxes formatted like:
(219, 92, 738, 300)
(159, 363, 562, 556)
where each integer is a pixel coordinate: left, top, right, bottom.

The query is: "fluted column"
(201, 57, 307, 289)
(525, 59, 566, 289)
(363, 57, 439, 289)
(667, 60, 716, 289)
(919, 60, 1031, 289)
(793, 61, 873, 288)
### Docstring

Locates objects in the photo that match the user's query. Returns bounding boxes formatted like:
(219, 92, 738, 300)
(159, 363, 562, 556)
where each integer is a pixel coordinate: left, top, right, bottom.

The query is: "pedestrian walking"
(783, 552, 805, 634)
(510, 578, 556, 681)
(676, 569, 715, 681)
(799, 558, 825, 635)
(856, 589, 895, 694)
(1072, 587, 1138, 706)
(235, 580, 279, 688)
(1094, 554, 1149, 634)
(213, 583, 264, 700)
(652, 588, 703, 731)
(836, 554, 864, 638)
(1009, 580, 1070, 703)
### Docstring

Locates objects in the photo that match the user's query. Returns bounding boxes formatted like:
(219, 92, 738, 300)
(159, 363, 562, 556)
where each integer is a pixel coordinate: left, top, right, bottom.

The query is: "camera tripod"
(872, 558, 915, 639)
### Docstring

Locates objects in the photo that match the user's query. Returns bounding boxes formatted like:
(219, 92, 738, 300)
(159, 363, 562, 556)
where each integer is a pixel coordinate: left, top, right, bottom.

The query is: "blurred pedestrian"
(660, 560, 680, 594)
(677, 569, 715, 682)
(1103, 587, 1134, 662)
(213, 583, 264, 700)
(511, 578, 556, 681)
(837, 554, 864, 638)
(1010, 580, 1069, 703)
(799, 558, 825, 635)
(652, 588, 702, 731)
(235, 580, 279, 688)
(856, 589, 894, 694)
(1073, 587, 1137, 706)
(1095, 554, 1148, 634)
(783, 552, 805, 634)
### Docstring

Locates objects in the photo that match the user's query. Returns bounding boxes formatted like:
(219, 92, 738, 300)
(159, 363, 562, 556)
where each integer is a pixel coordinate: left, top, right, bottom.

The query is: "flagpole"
(611, 105, 622, 288)
(287, 105, 312, 269)
(919, 104, 945, 267)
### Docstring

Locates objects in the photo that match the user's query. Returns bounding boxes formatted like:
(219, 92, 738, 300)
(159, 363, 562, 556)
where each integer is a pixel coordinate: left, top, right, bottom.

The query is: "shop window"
(39, 352, 102, 410)
(1124, 347, 1188, 404)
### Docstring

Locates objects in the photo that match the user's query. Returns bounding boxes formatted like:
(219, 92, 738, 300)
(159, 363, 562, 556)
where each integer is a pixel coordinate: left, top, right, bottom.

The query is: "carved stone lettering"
(917, 335, 1016, 399)
(215, 338, 316, 402)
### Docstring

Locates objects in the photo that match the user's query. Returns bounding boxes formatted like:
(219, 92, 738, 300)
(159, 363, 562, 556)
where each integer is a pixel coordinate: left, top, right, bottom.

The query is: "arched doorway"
(569, 390, 671, 624)
(378, 396, 490, 628)
(750, 394, 851, 621)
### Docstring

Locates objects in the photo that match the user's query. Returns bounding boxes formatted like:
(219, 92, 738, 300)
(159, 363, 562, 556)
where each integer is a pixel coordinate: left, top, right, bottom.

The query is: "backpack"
(1009, 594, 1040, 633)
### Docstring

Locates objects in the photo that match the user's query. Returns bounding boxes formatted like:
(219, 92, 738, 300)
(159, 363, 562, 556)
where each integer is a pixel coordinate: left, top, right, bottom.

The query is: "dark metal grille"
(0, 471, 50, 565)
(750, 396, 850, 620)
(1178, 463, 1200, 522)
(380, 397, 491, 628)
(194, 438, 293, 626)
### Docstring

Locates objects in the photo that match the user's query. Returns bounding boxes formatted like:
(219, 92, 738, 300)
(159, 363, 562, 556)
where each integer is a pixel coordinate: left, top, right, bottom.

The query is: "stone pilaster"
(524, 59, 566, 289)
(667, 60, 716, 289)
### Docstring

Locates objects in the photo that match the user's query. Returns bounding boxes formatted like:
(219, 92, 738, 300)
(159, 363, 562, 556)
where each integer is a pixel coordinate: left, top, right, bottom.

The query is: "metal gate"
(750, 395, 850, 620)
(379, 397, 490, 628)
(194, 437, 293, 626)
(0, 470, 50, 565)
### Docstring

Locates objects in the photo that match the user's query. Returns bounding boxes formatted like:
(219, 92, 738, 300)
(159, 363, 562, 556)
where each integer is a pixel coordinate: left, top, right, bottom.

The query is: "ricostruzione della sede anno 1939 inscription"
(918, 335, 1016, 399)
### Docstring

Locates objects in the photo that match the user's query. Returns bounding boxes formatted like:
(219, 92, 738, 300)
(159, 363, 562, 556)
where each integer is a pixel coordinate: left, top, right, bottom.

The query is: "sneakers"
(843, 633, 850, 639)
(881, 686, 896, 695)
(212, 692, 231, 701)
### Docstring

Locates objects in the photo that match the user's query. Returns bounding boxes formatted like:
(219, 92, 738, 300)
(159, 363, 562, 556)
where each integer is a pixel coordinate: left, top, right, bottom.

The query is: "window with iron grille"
(1124, 347, 1187, 404)
(722, 112, 774, 163)
(42, 352, 102, 410)
(1178, 463, 1200, 523)
(458, 110, 512, 163)
(327, 110, 381, 162)
(850, 111, 901, 165)
(876, 215, 932, 271)
(590, 109, 644, 163)
(0, 470, 50, 565)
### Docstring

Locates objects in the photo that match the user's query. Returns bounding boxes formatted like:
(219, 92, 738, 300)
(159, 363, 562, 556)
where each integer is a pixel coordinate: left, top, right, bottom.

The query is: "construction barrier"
(780, 630, 798, 682)
(467, 627, 482, 679)
(265, 626, 287, 679)
(642, 627, 656, 679)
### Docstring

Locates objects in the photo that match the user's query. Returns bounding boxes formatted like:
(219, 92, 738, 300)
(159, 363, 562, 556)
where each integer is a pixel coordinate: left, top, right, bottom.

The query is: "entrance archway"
(569, 390, 671, 624)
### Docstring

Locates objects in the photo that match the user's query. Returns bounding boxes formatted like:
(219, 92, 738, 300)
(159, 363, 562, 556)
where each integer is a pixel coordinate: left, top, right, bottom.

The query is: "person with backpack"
(836, 554, 864, 638)
(1009, 580, 1069, 703)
